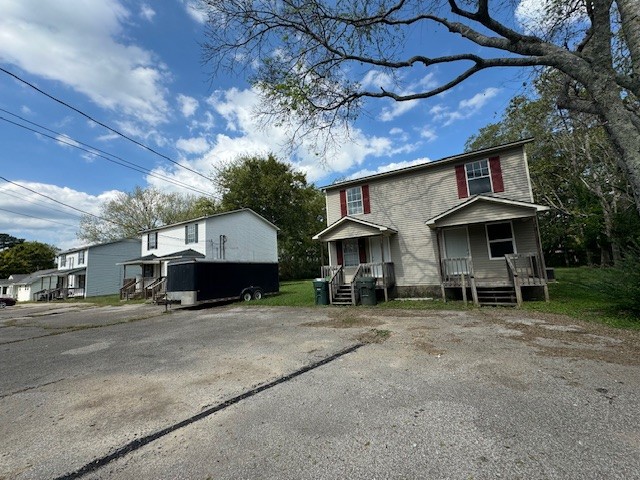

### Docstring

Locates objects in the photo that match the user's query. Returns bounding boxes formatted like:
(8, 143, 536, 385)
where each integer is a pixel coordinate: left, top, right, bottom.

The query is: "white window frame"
(60, 255, 66, 267)
(148, 232, 158, 250)
(485, 221, 516, 260)
(342, 239, 360, 266)
(465, 159, 492, 195)
(346, 186, 363, 215)
(78, 250, 85, 264)
(185, 223, 198, 244)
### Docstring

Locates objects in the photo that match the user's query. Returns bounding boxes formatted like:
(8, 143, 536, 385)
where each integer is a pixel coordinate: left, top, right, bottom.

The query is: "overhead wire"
(0, 111, 218, 198)
(0, 67, 215, 183)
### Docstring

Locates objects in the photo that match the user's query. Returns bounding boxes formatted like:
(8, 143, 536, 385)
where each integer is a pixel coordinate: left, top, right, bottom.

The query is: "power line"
(0, 177, 205, 244)
(0, 206, 80, 229)
(0, 189, 84, 220)
(0, 112, 217, 198)
(0, 67, 215, 183)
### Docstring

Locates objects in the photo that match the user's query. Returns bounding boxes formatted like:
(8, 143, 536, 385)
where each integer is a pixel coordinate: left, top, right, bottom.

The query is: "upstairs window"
(78, 250, 85, 264)
(185, 224, 198, 244)
(346, 187, 363, 215)
(456, 156, 504, 199)
(339, 185, 371, 217)
(60, 255, 66, 267)
(466, 159, 492, 195)
(148, 232, 158, 250)
(486, 222, 515, 259)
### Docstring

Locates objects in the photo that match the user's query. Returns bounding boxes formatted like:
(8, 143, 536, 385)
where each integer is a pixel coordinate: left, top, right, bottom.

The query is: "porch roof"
(313, 216, 397, 241)
(425, 195, 549, 229)
(39, 267, 86, 278)
(117, 249, 205, 266)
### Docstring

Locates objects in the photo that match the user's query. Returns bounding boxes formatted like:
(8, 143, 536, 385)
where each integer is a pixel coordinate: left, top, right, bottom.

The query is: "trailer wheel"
(252, 289, 263, 300)
(242, 290, 253, 302)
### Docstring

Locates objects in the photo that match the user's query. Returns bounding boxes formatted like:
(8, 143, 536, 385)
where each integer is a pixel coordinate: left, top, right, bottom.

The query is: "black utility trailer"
(166, 259, 279, 306)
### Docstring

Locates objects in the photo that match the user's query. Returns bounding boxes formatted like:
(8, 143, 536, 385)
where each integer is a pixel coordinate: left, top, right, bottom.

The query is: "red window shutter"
(455, 165, 468, 199)
(358, 238, 367, 263)
(336, 241, 343, 266)
(339, 189, 347, 217)
(489, 156, 504, 192)
(362, 184, 371, 214)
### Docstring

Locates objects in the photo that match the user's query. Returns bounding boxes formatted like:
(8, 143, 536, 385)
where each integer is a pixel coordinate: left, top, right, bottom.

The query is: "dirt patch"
(482, 310, 640, 366)
(356, 328, 392, 344)
(302, 310, 384, 329)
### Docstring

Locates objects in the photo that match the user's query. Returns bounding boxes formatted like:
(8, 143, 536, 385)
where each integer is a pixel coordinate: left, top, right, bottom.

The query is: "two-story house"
(39, 239, 141, 300)
(119, 208, 279, 301)
(313, 139, 549, 306)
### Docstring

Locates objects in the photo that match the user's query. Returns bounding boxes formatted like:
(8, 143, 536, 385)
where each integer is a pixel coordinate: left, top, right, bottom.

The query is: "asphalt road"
(1, 303, 639, 479)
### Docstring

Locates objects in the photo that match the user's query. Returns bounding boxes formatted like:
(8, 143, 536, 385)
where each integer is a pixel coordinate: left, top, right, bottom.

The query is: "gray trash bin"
(313, 279, 329, 305)
(356, 276, 377, 306)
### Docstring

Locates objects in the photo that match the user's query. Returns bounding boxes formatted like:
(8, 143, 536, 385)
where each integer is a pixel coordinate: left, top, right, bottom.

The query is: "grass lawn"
(257, 268, 639, 329)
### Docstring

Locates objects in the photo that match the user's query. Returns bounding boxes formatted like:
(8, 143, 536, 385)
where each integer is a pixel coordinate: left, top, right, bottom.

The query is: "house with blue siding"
(39, 239, 142, 299)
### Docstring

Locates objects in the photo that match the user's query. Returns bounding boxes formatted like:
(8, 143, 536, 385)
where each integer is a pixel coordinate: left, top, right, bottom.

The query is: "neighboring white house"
(38, 239, 142, 299)
(119, 208, 279, 300)
(0, 274, 28, 299)
(13, 269, 59, 302)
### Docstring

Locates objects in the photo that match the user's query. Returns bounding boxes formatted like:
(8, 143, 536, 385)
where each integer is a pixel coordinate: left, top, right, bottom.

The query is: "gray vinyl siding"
(436, 202, 537, 227)
(323, 145, 535, 288)
(460, 219, 539, 282)
(85, 239, 141, 297)
(322, 222, 383, 241)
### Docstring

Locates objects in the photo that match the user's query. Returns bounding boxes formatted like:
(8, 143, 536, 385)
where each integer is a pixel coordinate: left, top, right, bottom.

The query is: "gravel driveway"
(1, 303, 638, 479)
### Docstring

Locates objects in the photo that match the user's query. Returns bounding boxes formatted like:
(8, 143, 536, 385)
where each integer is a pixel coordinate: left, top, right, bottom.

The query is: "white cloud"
(379, 100, 419, 122)
(55, 134, 81, 149)
(419, 127, 437, 142)
(0, 182, 121, 250)
(361, 70, 396, 91)
(146, 87, 414, 192)
(0, 0, 170, 126)
(177, 94, 199, 118)
(346, 157, 431, 181)
(182, 0, 207, 24)
(515, 0, 587, 35)
(140, 4, 155, 22)
(430, 87, 501, 126)
(20, 105, 32, 115)
(176, 136, 209, 154)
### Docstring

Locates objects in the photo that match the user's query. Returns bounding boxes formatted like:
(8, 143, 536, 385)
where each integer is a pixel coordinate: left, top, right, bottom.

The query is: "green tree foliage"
(214, 154, 326, 279)
(466, 78, 640, 267)
(0, 241, 57, 277)
(78, 187, 203, 243)
(0, 233, 24, 251)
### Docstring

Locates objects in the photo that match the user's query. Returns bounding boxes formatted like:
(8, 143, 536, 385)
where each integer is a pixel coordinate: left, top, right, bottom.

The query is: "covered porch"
(313, 216, 397, 305)
(426, 195, 550, 306)
(37, 268, 86, 300)
(118, 249, 204, 301)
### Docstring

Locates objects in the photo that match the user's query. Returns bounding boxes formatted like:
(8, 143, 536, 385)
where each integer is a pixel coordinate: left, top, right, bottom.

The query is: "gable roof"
(59, 238, 140, 255)
(322, 138, 533, 191)
(13, 268, 60, 285)
(425, 195, 549, 228)
(139, 208, 279, 234)
(313, 216, 397, 241)
(118, 249, 205, 266)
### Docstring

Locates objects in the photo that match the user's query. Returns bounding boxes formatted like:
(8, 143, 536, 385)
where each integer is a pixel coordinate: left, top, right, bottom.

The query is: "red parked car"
(0, 297, 16, 308)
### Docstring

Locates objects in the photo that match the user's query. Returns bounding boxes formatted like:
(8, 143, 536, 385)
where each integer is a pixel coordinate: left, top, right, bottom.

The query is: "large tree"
(78, 187, 203, 243)
(200, 0, 640, 215)
(467, 84, 640, 266)
(211, 154, 326, 279)
(0, 241, 57, 277)
(0, 233, 24, 251)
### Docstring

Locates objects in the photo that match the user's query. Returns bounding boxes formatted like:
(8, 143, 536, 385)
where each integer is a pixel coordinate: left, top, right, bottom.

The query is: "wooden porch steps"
(476, 286, 517, 306)
(332, 285, 354, 306)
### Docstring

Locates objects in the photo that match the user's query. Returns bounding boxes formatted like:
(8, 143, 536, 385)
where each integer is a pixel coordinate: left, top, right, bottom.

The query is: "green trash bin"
(313, 279, 329, 305)
(356, 276, 377, 306)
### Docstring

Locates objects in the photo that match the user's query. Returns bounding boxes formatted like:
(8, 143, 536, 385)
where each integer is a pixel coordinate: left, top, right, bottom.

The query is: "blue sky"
(0, 0, 541, 250)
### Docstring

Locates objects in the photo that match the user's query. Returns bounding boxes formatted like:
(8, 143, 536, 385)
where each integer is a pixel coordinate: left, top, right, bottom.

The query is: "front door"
(443, 227, 470, 274)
